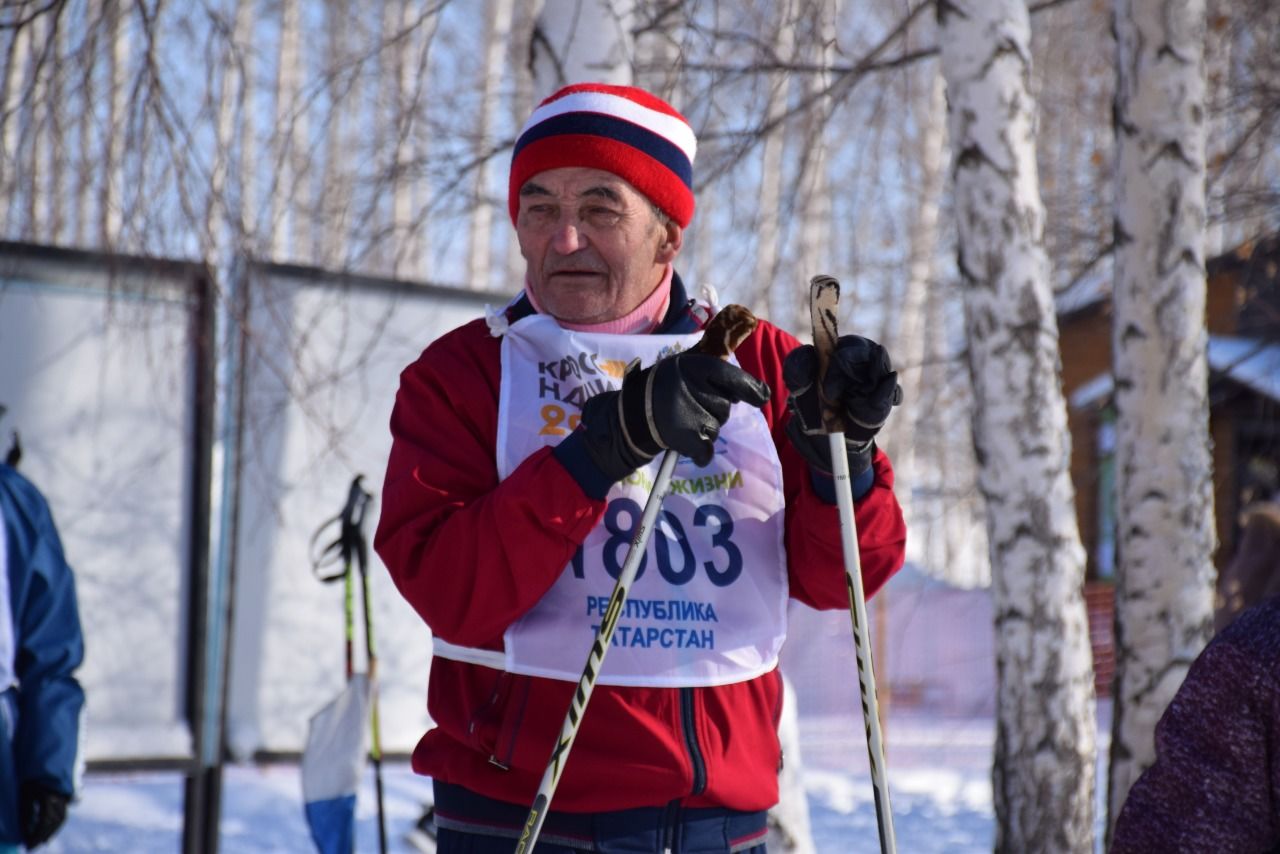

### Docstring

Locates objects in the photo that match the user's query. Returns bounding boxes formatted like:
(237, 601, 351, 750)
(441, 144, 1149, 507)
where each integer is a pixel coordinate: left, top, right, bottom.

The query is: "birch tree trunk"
(756, 3, 796, 321)
(103, 0, 128, 247)
(938, 2, 1097, 850)
(532, 0, 633, 89)
(789, 0, 838, 335)
(49, 16, 70, 244)
(269, 0, 302, 261)
(466, 0, 515, 290)
(23, 12, 50, 239)
(2, 20, 32, 235)
(210, 0, 252, 260)
(503, 0, 541, 283)
(74, 0, 99, 247)
(317, 0, 354, 270)
(889, 66, 992, 591)
(389, 0, 436, 279)
(1202, 0, 1231, 256)
(885, 71, 947, 522)
(236, 0, 259, 248)
(1107, 0, 1214, 838)
(632, 0, 684, 101)
(29, 11, 58, 241)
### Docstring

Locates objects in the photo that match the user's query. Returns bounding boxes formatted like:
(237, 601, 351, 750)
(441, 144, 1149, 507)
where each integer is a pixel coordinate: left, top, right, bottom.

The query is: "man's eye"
(585, 208, 621, 224)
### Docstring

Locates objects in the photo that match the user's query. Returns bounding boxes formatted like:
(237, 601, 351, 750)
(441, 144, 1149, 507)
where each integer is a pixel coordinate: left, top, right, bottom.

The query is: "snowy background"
(43, 705, 1112, 853)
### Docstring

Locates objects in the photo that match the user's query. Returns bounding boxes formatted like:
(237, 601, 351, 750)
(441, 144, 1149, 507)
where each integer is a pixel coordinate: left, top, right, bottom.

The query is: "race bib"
(491, 313, 788, 687)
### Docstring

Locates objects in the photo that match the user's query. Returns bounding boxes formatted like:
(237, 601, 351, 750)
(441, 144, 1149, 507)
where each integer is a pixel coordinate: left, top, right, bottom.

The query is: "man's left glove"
(19, 781, 70, 849)
(782, 335, 903, 477)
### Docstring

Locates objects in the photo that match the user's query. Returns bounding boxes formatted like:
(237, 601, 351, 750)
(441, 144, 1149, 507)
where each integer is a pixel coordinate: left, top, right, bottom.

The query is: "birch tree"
(502, 1, 541, 283)
(791, 0, 839, 312)
(1107, 0, 1215, 836)
(532, 0, 633, 89)
(315, 0, 354, 270)
(1204, 0, 1280, 249)
(2, 18, 32, 235)
(633, 0, 685, 101)
(389, 0, 436, 279)
(268, 0, 302, 261)
(938, 1, 1096, 849)
(72, 0, 99, 247)
(894, 69, 991, 592)
(28, 10, 55, 239)
(209, 0, 253, 261)
(755, 3, 796, 321)
(878, 72, 980, 583)
(102, 0, 128, 247)
(467, 0, 516, 290)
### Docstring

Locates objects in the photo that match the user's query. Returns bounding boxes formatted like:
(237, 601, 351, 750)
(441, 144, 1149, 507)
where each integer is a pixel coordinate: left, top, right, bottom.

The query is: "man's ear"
(656, 221, 683, 263)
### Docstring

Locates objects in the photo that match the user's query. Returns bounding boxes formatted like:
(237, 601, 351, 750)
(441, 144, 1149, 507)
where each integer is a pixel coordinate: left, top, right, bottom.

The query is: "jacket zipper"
(680, 687, 707, 796)
(661, 800, 679, 853)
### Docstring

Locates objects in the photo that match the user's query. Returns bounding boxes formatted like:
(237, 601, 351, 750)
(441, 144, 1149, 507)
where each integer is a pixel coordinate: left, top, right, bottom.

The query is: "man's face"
(516, 167, 682, 325)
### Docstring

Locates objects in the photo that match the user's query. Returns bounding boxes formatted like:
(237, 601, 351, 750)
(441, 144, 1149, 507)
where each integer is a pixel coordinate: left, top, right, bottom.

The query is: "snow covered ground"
(43, 707, 1111, 853)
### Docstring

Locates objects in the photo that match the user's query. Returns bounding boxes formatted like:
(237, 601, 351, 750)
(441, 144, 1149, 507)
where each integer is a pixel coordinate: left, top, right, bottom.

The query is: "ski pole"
(808, 275, 897, 854)
(343, 476, 389, 854)
(516, 304, 760, 854)
(310, 477, 388, 854)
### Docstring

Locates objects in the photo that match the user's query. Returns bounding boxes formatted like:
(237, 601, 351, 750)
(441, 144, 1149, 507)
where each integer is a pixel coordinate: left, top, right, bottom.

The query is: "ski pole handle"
(516, 305, 758, 854)
(808, 275, 897, 854)
(809, 274, 846, 434)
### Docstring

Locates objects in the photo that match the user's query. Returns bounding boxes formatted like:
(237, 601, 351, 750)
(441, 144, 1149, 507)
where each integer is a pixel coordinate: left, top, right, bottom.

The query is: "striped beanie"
(508, 83, 698, 228)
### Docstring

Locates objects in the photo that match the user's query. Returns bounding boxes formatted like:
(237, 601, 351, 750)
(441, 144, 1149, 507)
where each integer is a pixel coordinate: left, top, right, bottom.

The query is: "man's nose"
(550, 219, 586, 253)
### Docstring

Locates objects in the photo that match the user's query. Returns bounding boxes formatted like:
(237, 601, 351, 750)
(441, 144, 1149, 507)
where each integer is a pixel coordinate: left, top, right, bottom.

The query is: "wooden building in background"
(1057, 234, 1280, 695)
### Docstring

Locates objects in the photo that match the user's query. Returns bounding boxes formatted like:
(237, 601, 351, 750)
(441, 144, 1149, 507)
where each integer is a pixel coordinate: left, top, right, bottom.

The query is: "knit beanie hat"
(508, 83, 698, 228)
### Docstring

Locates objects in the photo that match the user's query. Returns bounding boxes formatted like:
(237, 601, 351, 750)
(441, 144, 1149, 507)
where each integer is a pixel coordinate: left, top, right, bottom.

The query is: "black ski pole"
(350, 483, 389, 854)
(342, 476, 389, 854)
(310, 476, 388, 854)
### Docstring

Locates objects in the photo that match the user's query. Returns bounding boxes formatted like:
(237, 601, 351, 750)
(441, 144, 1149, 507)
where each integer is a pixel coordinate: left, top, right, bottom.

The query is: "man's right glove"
(579, 349, 771, 480)
(19, 781, 70, 850)
(782, 335, 903, 477)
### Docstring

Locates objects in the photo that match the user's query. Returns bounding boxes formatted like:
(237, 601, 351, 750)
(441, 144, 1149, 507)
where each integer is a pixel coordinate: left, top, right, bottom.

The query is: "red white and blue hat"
(508, 83, 698, 228)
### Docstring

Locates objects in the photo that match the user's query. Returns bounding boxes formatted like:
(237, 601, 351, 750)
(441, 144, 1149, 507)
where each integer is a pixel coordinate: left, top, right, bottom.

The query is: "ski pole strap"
(309, 475, 374, 583)
(341, 475, 373, 575)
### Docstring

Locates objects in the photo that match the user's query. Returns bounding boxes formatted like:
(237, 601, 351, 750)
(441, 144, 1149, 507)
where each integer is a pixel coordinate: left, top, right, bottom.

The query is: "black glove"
(19, 781, 70, 849)
(580, 349, 771, 478)
(783, 335, 902, 475)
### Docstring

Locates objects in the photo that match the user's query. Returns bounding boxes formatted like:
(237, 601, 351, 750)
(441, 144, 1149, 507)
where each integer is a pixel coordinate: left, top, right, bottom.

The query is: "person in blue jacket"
(0, 458, 84, 852)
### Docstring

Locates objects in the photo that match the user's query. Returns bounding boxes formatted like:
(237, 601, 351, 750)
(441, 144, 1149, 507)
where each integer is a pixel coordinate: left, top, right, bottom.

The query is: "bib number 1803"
(570, 497, 742, 587)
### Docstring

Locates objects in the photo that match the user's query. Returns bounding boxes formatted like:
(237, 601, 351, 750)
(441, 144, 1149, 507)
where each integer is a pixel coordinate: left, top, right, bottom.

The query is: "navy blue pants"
(432, 781, 769, 853)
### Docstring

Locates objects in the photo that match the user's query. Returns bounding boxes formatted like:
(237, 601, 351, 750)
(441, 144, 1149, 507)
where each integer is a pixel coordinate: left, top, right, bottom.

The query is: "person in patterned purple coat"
(1110, 593, 1280, 852)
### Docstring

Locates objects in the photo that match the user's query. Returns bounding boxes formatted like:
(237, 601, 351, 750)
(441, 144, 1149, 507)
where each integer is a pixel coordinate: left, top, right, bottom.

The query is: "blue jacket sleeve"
(1, 464, 85, 797)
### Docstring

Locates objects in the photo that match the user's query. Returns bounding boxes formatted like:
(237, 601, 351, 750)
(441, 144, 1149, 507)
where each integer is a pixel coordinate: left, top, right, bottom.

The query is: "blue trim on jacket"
(0, 464, 84, 844)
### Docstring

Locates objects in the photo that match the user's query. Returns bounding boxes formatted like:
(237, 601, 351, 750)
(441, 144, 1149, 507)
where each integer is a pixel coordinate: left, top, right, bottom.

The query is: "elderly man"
(376, 83, 906, 853)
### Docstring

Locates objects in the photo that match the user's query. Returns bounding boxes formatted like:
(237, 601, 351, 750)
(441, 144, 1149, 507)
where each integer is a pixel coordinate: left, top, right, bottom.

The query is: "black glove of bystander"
(19, 780, 70, 850)
(580, 349, 771, 479)
(783, 335, 903, 477)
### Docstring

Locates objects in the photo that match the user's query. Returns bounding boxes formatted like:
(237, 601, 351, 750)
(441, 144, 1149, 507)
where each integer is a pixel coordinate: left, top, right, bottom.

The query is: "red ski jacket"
(375, 283, 906, 814)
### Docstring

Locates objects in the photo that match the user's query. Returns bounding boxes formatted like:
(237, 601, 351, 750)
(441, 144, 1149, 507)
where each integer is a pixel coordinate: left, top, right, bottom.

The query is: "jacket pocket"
(466, 671, 531, 770)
